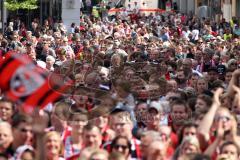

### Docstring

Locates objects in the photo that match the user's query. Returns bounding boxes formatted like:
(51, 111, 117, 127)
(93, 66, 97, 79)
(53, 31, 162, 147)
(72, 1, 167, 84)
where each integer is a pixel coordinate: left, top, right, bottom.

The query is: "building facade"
(233, 0, 240, 18)
(1, 0, 239, 32)
(174, 0, 195, 14)
(62, 0, 81, 29)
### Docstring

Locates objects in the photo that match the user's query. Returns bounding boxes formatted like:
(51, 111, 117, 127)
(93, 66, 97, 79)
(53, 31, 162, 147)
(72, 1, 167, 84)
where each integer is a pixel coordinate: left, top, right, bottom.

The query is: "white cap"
(46, 55, 56, 63)
(37, 60, 46, 69)
(149, 101, 163, 113)
(163, 41, 170, 48)
(14, 145, 34, 160)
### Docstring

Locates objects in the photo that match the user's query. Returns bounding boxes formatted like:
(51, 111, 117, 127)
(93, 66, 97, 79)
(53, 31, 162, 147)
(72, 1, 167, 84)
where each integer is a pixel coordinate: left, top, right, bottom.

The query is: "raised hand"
(31, 108, 49, 135)
(232, 85, 240, 109)
(230, 115, 238, 138)
(213, 88, 224, 106)
(232, 85, 240, 94)
(217, 120, 224, 139)
(232, 69, 240, 78)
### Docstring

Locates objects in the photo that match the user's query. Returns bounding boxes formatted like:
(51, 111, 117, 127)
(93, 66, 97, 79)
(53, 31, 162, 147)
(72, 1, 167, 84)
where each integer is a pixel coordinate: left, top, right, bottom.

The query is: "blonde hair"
(43, 131, 64, 156)
(89, 149, 109, 159)
(0, 121, 12, 130)
(79, 147, 99, 160)
(181, 136, 200, 152)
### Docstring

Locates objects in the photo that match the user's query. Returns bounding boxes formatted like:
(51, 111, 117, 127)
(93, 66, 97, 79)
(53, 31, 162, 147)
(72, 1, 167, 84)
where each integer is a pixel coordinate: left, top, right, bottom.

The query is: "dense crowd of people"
(0, 6, 240, 160)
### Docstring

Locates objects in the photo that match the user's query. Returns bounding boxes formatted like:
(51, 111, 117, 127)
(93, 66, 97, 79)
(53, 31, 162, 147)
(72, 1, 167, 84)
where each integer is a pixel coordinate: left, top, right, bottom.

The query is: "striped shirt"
(64, 136, 82, 159)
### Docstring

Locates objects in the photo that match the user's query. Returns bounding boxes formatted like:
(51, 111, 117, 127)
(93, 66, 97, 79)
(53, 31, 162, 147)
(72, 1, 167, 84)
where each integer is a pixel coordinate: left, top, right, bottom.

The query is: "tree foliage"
(4, 0, 38, 11)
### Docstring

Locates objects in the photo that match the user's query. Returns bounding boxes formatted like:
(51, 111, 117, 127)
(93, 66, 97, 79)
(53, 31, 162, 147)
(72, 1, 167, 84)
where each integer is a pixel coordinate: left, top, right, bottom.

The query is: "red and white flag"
(0, 51, 70, 113)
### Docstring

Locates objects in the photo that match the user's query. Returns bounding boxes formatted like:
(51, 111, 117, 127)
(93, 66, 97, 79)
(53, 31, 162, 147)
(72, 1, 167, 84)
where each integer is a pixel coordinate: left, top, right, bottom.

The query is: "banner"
(0, 51, 69, 112)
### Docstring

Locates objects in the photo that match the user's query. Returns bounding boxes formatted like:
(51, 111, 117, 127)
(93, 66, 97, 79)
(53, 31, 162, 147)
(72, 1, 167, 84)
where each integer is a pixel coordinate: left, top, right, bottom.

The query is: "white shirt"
(192, 29, 199, 40)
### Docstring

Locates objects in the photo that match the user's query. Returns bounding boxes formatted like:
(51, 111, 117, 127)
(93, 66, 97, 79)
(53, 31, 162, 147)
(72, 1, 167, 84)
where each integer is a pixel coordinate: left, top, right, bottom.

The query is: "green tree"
(4, 0, 38, 11)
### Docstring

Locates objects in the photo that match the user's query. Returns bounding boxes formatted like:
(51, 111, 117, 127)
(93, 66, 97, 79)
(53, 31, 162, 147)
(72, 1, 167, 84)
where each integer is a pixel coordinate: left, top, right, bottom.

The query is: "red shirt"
(167, 145, 175, 158)
(170, 132, 179, 149)
(101, 125, 111, 145)
(129, 14, 139, 22)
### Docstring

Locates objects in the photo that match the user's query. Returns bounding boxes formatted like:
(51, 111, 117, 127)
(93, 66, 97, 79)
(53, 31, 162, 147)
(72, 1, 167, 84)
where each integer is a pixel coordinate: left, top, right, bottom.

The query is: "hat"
(148, 101, 163, 113)
(216, 36, 224, 42)
(14, 145, 34, 160)
(37, 60, 46, 69)
(131, 32, 138, 39)
(46, 55, 55, 63)
(227, 59, 237, 67)
(42, 34, 49, 40)
(26, 31, 32, 35)
(208, 66, 218, 73)
(163, 41, 170, 48)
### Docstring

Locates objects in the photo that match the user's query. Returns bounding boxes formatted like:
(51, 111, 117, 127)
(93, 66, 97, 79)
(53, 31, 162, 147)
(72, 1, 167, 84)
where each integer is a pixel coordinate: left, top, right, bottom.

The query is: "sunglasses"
(215, 116, 231, 122)
(113, 144, 128, 150)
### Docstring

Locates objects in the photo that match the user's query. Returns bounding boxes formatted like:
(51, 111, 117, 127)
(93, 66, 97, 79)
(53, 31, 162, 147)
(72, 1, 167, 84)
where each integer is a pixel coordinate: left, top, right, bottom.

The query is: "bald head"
(0, 122, 13, 150)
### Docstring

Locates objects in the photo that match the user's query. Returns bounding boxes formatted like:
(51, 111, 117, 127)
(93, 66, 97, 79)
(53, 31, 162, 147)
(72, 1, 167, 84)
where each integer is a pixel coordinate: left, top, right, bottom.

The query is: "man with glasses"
(106, 109, 141, 160)
(60, 37, 75, 60)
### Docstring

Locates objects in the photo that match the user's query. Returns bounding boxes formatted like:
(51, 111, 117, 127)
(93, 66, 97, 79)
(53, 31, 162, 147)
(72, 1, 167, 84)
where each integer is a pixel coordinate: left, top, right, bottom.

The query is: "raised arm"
(197, 88, 223, 142)
(230, 85, 240, 149)
(32, 109, 49, 160)
(227, 69, 240, 98)
(204, 120, 224, 157)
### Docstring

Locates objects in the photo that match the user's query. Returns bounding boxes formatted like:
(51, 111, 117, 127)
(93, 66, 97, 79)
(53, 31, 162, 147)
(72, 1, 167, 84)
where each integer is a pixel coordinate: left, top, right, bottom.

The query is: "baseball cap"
(148, 101, 162, 113)
(208, 66, 218, 73)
